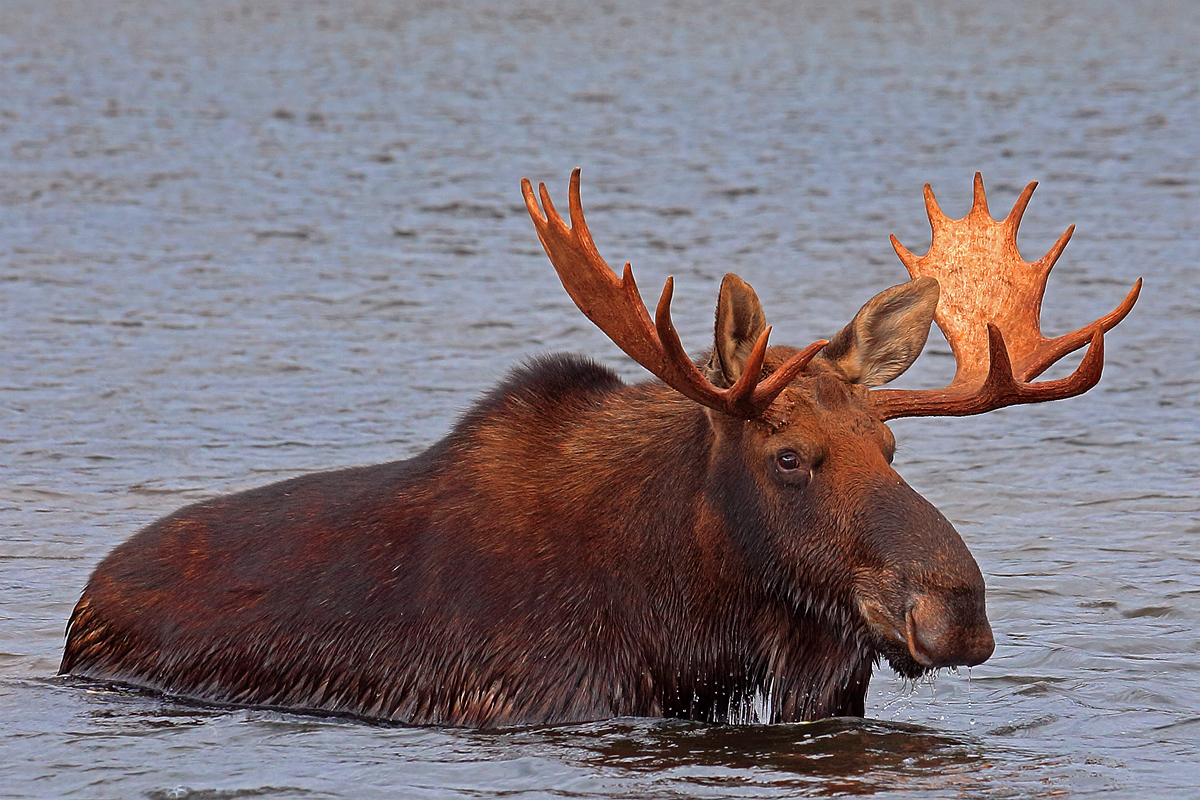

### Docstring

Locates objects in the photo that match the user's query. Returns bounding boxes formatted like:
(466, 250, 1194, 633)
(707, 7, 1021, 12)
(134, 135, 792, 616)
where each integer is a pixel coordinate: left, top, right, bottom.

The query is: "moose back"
(61, 171, 1139, 727)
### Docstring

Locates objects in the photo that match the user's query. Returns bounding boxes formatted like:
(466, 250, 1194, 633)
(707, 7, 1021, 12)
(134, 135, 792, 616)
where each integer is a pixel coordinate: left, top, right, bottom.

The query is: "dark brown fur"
(62, 340, 988, 727)
(63, 255, 1005, 727)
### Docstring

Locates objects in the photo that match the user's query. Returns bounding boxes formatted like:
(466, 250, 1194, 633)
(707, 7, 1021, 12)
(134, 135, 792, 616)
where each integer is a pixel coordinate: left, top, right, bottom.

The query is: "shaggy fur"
(62, 349, 987, 727)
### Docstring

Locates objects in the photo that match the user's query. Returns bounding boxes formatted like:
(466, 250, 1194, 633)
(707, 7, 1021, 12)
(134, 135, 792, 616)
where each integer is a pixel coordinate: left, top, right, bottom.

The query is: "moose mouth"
(858, 594, 995, 679)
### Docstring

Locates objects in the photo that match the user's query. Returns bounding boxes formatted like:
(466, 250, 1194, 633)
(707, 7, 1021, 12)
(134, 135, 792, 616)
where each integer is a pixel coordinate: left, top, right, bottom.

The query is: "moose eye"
(771, 450, 812, 487)
(776, 451, 802, 471)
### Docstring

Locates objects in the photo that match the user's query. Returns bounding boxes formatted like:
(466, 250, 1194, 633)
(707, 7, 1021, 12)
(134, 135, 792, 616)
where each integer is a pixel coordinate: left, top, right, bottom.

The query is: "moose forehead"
(757, 348, 895, 453)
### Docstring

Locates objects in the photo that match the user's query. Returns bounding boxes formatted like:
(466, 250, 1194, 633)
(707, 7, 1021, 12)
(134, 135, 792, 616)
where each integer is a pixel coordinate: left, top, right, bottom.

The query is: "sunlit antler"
(522, 169, 827, 419)
(871, 173, 1140, 420)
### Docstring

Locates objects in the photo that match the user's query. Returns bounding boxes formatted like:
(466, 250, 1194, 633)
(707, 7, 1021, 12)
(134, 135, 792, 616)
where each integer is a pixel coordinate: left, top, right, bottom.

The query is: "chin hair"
(875, 639, 933, 680)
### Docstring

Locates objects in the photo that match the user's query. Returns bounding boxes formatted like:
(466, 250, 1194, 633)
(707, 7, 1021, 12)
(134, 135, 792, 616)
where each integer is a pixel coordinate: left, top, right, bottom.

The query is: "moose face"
(703, 276, 993, 678)
(731, 381, 993, 678)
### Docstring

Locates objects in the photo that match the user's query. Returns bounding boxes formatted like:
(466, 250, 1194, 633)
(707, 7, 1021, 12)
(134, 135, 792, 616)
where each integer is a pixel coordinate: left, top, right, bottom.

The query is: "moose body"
(64, 356, 892, 724)
(62, 171, 1139, 727)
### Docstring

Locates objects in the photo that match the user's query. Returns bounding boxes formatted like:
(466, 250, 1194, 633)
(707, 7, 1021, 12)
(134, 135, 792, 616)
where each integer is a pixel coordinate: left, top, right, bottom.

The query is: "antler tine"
(969, 172, 991, 219)
(567, 168, 601, 258)
(1004, 180, 1038, 233)
(726, 327, 774, 407)
(523, 169, 826, 419)
(1021, 277, 1140, 381)
(1033, 224, 1074, 284)
(754, 340, 831, 404)
(873, 174, 1139, 421)
(923, 183, 949, 228)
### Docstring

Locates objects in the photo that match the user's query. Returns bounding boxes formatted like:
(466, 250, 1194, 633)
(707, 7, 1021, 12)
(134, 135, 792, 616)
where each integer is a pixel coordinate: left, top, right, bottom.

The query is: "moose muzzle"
(904, 591, 994, 668)
(852, 479, 995, 671)
(858, 583, 994, 671)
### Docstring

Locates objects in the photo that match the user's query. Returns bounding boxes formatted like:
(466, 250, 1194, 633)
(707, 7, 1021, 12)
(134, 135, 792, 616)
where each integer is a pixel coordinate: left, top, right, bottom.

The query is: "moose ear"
(821, 276, 940, 387)
(710, 273, 768, 386)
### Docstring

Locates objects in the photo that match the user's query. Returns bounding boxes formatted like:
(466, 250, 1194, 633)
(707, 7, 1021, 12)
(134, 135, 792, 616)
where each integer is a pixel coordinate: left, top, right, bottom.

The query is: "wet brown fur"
(62, 340, 985, 727)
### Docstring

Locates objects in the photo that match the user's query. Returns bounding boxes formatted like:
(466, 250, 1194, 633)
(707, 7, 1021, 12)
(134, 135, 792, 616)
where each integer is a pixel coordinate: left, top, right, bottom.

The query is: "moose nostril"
(905, 593, 995, 668)
(905, 606, 941, 667)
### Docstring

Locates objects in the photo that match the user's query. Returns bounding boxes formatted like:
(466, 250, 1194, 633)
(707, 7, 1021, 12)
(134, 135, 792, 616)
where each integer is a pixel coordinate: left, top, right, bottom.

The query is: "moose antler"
(522, 168, 827, 419)
(871, 173, 1141, 420)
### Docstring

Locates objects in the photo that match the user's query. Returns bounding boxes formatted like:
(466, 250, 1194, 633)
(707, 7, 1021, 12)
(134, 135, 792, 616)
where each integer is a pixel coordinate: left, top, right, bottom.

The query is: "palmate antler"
(870, 174, 1141, 420)
(522, 169, 828, 419)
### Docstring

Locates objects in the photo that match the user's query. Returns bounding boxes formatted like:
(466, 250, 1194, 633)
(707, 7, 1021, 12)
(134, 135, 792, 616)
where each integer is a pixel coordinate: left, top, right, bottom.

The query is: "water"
(1, 0, 1197, 796)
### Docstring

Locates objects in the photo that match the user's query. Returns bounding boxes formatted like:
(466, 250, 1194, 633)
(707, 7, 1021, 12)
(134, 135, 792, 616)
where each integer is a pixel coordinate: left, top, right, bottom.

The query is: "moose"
(61, 170, 1139, 727)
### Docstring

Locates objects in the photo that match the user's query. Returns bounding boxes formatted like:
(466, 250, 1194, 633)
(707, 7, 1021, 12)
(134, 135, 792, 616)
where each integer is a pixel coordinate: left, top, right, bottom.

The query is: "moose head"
(523, 169, 1140, 686)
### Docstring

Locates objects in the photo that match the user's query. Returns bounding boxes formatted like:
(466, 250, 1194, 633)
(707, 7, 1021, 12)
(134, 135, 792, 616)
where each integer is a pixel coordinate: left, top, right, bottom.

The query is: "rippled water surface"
(2, 1, 1197, 797)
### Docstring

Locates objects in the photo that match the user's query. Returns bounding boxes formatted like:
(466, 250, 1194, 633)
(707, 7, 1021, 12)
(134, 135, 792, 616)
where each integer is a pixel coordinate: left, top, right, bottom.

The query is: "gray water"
(1, 1, 1197, 797)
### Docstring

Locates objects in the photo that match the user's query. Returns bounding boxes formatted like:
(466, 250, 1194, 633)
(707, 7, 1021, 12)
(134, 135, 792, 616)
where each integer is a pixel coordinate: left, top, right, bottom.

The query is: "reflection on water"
(2, 0, 1198, 797)
(546, 718, 987, 796)
(48, 676, 1012, 799)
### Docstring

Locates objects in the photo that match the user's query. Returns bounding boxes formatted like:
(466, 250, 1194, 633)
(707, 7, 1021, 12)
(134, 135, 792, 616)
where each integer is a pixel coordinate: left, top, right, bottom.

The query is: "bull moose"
(61, 170, 1140, 727)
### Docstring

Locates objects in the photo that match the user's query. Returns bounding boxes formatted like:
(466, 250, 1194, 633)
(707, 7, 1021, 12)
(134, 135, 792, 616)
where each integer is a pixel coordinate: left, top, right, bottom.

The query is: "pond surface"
(1, 1, 1197, 797)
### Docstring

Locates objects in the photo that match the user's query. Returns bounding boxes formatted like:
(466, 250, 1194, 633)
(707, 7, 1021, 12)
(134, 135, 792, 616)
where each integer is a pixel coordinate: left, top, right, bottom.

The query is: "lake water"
(1, 1, 1197, 797)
